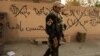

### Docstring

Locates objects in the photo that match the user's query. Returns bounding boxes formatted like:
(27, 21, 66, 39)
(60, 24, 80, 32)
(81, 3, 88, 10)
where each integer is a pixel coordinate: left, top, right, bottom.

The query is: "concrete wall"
(0, 1, 100, 42)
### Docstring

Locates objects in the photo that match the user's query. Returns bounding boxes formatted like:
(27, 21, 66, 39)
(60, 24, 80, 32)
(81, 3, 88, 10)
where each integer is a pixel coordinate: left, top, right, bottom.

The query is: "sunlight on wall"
(61, 0, 67, 5)
(60, 0, 100, 7)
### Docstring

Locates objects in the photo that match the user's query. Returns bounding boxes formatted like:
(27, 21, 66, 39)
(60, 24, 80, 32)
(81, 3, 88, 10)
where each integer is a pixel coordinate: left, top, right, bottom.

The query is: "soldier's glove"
(53, 37, 58, 48)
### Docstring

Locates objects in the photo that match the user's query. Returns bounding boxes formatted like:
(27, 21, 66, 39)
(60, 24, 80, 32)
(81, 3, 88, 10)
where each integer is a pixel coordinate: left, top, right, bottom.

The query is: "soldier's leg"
(51, 39, 60, 56)
(50, 39, 55, 56)
(44, 38, 54, 56)
(44, 48, 51, 56)
(44, 32, 56, 56)
(54, 40, 59, 56)
(44, 33, 54, 56)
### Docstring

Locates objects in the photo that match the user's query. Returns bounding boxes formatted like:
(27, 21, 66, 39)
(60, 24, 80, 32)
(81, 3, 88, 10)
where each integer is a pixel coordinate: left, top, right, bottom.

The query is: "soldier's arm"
(46, 14, 53, 26)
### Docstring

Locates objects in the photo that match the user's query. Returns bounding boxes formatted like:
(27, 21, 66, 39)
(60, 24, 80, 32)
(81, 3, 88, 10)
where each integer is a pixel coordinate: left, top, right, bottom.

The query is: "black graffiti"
(62, 9, 86, 17)
(66, 17, 100, 31)
(62, 9, 74, 16)
(89, 8, 100, 18)
(6, 21, 24, 31)
(63, 7, 100, 31)
(33, 7, 50, 15)
(89, 19, 99, 26)
(26, 26, 45, 31)
(6, 21, 45, 32)
(62, 8, 100, 18)
(66, 8, 87, 31)
(83, 20, 89, 25)
(10, 4, 30, 18)
(9, 4, 100, 19)
(8, 4, 100, 31)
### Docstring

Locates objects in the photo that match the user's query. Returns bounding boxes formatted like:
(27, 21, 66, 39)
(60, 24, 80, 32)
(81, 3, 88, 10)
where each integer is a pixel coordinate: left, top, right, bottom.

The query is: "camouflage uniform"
(44, 10, 65, 56)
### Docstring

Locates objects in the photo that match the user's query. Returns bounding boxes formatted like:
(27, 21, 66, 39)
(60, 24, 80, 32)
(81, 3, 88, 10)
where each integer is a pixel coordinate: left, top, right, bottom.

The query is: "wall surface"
(0, 1, 100, 42)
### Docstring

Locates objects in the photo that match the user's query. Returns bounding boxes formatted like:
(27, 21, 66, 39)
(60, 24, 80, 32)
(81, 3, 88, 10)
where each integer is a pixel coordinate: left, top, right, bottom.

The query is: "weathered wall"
(0, 1, 100, 42)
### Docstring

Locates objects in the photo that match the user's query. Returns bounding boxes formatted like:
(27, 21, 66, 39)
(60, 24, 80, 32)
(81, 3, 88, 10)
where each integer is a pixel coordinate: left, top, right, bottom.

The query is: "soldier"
(44, 1, 66, 56)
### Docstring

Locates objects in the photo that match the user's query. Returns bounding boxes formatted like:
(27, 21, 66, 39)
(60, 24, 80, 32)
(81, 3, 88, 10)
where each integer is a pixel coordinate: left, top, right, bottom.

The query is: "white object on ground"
(7, 51, 15, 56)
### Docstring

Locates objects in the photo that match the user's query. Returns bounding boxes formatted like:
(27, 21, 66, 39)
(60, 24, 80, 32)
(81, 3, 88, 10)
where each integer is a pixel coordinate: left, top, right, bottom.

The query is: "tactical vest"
(45, 11, 63, 35)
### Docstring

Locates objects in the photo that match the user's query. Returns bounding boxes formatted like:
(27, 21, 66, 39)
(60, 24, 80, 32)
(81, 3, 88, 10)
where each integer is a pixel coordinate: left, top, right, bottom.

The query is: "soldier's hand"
(53, 37, 58, 48)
